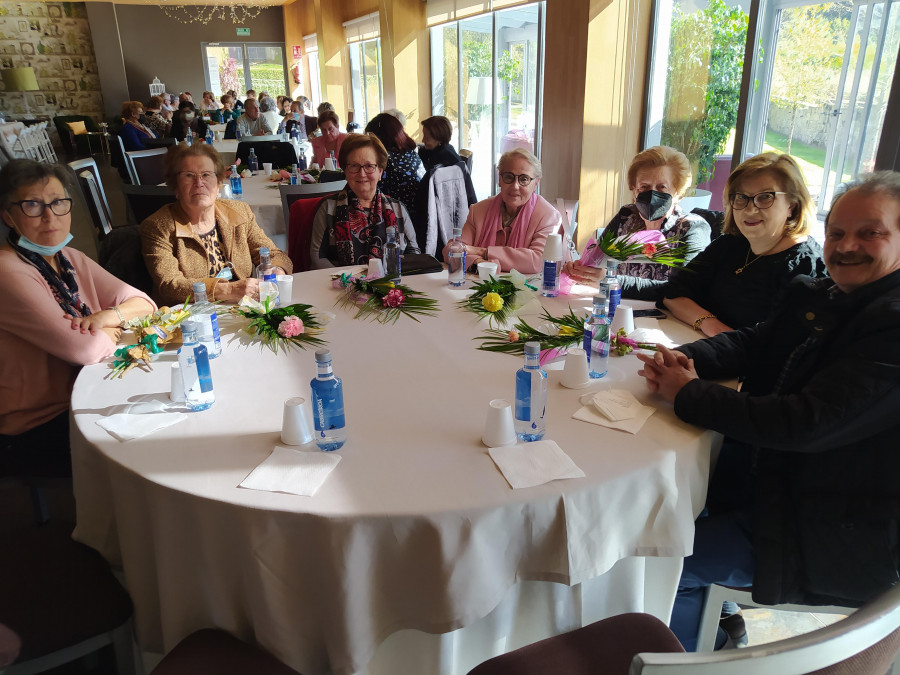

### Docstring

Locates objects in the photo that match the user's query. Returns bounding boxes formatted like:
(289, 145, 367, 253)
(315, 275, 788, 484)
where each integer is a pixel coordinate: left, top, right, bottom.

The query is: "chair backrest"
(459, 148, 474, 174)
(224, 119, 237, 140)
(279, 181, 346, 233)
(236, 140, 297, 169)
(690, 208, 724, 240)
(69, 157, 114, 238)
(631, 582, 900, 675)
(287, 194, 330, 272)
(126, 148, 169, 186)
(121, 184, 177, 225)
(109, 132, 137, 184)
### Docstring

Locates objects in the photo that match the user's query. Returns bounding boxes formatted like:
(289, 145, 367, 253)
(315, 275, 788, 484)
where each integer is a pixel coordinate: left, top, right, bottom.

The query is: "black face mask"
(634, 189, 673, 221)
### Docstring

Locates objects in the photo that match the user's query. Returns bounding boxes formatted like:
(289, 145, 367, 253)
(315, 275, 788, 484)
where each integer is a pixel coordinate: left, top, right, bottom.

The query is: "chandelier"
(151, 0, 280, 25)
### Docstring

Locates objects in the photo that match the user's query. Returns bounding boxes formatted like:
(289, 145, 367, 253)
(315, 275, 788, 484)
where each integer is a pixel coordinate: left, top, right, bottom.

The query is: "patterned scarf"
(332, 188, 399, 266)
(6, 230, 92, 318)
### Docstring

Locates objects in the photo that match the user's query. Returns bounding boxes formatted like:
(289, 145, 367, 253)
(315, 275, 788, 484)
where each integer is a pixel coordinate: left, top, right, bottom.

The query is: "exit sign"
(236, 28, 250, 36)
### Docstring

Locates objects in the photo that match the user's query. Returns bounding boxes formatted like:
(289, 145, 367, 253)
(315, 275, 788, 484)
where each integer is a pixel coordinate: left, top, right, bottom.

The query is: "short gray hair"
(498, 148, 542, 179)
(828, 171, 900, 229)
(258, 96, 276, 113)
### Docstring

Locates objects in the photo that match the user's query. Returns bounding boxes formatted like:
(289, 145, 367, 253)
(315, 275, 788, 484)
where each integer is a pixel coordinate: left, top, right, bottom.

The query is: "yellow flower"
(558, 325, 578, 336)
(482, 292, 504, 313)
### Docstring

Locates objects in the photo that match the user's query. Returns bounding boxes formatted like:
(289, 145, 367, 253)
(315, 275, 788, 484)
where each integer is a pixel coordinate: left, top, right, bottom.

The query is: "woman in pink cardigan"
(444, 148, 560, 274)
(0, 160, 155, 478)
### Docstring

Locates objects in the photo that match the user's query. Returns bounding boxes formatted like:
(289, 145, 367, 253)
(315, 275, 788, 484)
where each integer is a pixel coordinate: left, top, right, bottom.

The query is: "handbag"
(400, 253, 443, 275)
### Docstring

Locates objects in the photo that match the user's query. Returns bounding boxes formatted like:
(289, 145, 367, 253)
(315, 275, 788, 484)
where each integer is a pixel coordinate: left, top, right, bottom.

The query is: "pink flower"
(508, 330, 520, 342)
(642, 243, 658, 256)
(382, 288, 405, 308)
(277, 315, 305, 338)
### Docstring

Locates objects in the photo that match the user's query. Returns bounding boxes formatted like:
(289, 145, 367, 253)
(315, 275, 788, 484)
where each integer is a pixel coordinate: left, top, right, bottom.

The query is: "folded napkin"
(239, 446, 341, 497)
(573, 389, 655, 434)
(628, 322, 678, 349)
(489, 440, 585, 489)
(96, 399, 188, 442)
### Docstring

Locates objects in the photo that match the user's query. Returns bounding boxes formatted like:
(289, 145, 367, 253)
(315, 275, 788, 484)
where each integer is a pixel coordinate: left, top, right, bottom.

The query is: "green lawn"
(763, 128, 826, 197)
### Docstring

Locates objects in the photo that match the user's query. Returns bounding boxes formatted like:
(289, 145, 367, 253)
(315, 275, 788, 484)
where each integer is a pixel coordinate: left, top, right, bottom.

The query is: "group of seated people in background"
(5, 104, 900, 657)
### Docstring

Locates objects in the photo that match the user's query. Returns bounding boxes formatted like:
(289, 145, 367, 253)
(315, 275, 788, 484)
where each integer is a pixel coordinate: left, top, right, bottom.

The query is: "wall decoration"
(60, 56, 70, 70)
(47, 6, 62, 19)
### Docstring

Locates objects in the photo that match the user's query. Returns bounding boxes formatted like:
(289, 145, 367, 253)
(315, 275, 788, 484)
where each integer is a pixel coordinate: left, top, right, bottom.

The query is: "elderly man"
(638, 171, 900, 651)
(236, 98, 272, 137)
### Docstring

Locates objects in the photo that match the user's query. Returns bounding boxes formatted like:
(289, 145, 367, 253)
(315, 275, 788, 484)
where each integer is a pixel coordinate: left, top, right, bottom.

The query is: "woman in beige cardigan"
(141, 144, 291, 306)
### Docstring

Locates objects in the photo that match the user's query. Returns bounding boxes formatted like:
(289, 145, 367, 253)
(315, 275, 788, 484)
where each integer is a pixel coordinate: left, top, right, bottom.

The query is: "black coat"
(675, 271, 900, 607)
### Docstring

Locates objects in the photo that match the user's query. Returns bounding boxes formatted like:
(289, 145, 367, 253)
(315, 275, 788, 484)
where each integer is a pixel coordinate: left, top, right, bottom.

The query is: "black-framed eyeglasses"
(10, 198, 73, 217)
(499, 172, 535, 187)
(345, 163, 380, 175)
(729, 191, 787, 210)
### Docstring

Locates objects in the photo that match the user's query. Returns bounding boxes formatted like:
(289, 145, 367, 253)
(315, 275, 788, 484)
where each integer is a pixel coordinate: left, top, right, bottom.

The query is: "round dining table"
(70, 267, 716, 675)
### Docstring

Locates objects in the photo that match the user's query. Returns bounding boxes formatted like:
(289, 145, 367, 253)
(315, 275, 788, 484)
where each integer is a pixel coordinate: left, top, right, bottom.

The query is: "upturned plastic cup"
(560, 347, 591, 389)
(367, 258, 385, 279)
(477, 261, 499, 281)
(282, 396, 314, 446)
(482, 399, 517, 447)
(263, 162, 273, 176)
(611, 305, 635, 335)
(324, 158, 336, 171)
(170, 363, 185, 402)
(276, 275, 293, 305)
(543, 233, 563, 261)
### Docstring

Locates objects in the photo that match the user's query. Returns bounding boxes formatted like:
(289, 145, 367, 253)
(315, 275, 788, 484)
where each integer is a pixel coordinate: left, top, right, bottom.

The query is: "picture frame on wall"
(33, 94, 45, 107)
(20, 42, 34, 55)
(61, 57, 71, 70)
(47, 5, 63, 19)
(63, 79, 76, 92)
(17, 20, 28, 32)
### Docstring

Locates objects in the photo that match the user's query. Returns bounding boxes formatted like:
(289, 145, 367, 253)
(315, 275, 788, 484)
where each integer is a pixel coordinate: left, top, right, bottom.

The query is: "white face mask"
(184, 112, 195, 121)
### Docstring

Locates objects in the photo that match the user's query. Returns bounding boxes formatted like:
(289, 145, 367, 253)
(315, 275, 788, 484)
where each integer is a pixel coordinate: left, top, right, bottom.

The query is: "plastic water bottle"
(541, 233, 562, 297)
(447, 226, 466, 287)
(604, 260, 622, 321)
(384, 226, 401, 283)
(185, 130, 193, 147)
(310, 349, 347, 451)
(257, 246, 279, 307)
(235, 126, 242, 141)
(329, 150, 338, 169)
(191, 282, 221, 359)
(229, 165, 242, 198)
(514, 342, 548, 442)
(248, 147, 259, 175)
(178, 321, 215, 411)
(583, 293, 610, 378)
(205, 127, 214, 144)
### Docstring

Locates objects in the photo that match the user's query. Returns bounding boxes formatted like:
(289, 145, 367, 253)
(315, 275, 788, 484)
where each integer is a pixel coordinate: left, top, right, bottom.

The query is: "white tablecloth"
(71, 269, 714, 675)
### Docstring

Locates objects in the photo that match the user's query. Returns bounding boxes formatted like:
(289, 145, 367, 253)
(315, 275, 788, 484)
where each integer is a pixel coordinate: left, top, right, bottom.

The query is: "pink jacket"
(0, 247, 155, 435)
(446, 194, 560, 274)
(311, 133, 348, 168)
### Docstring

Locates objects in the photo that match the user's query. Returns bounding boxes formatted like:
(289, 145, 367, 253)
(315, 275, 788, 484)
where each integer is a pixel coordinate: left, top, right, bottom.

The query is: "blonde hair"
(627, 146, 692, 197)
(722, 153, 814, 237)
(498, 148, 542, 178)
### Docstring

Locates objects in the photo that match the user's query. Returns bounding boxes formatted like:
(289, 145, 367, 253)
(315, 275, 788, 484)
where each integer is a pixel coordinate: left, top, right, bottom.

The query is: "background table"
(71, 269, 715, 675)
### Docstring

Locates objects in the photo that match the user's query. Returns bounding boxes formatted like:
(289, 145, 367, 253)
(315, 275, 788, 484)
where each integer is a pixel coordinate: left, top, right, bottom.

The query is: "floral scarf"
(332, 188, 399, 266)
(6, 230, 92, 318)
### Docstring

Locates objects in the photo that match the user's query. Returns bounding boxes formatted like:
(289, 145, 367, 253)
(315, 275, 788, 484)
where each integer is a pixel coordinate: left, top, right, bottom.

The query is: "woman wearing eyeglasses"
(309, 133, 420, 269)
(444, 148, 560, 275)
(662, 153, 825, 336)
(0, 160, 155, 478)
(141, 144, 291, 305)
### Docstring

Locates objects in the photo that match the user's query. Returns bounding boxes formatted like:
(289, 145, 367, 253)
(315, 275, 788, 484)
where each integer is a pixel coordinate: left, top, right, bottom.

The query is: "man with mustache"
(638, 171, 900, 651)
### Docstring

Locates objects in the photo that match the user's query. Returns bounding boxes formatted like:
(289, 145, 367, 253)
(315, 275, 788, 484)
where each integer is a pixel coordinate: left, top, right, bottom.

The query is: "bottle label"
(210, 312, 221, 346)
(542, 260, 559, 290)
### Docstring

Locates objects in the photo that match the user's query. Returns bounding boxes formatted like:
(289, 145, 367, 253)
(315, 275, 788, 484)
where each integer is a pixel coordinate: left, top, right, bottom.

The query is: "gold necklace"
(734, 248, 760, 275)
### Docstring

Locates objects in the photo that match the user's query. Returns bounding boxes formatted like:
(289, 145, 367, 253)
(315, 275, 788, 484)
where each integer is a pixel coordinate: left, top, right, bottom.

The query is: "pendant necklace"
(734, 248, 760, 275)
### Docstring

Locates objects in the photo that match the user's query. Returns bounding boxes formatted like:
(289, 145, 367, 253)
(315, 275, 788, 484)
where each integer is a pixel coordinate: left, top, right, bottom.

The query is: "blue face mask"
(293, 113, 301, 120)
(16, 232, 73, 256)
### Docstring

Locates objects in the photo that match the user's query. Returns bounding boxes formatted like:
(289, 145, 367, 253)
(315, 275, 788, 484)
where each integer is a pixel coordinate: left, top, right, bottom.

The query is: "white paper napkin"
(573, 389, 655, 434)
(239, 446, 341, 497)
(488, 440, 585, 489)
(589, 390, 641, 422)
(628, 321, 678, 349)
(95, 400, 188, 441)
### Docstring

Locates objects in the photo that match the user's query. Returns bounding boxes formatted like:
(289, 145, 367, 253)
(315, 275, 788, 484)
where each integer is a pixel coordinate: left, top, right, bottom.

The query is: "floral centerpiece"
(231, 297, 328, 353)
(108, 302, 193, 378)
(581, 228, 693, 269)
(332, 272, 439, 324)
(458, 269, 538, 327)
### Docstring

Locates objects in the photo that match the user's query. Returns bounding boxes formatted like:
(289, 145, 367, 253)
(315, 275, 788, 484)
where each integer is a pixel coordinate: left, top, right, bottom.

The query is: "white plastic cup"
(263, 162, 273, 176)
(560, 347, 591, 389)
(611, 305, 635, 336)
(276, 274, 293, 305)
(170, 363, 185, 402)
(367, 258, 385, 279)
(281, 396, 314, 446)
(324, 158, 336, 171)
(477, 261, 499, 281)
(543, 233, 563, 261)
(482, 399, 517, 447)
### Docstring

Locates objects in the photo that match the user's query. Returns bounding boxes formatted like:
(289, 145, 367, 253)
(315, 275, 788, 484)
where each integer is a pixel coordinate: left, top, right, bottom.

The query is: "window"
(303, 34, 322, 104)
(429, 1, 545, 200)
(203, 43, 288, 98)
(345, 13, 383, 127)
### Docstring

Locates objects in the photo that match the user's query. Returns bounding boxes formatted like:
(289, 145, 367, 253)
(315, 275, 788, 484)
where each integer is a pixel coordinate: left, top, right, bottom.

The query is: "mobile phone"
(632, 308, 667, 319)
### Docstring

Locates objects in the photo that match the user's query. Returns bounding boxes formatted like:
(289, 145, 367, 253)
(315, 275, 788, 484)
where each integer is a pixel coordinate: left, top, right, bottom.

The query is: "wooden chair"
(0, 523, 135, 675)
(149, 629, 302, 675)
(125, 147, 169, 186)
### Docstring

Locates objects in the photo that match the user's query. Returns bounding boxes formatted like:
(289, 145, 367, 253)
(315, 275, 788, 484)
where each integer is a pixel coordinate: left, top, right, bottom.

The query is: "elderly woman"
(141, 144, 291, 305)
(201, 91, 221, 112)
(309, 133, 420, 268)
(119, 100, 157, 151)
(0, 160, 155, 477)
(443, 149, 560, 275)
(364, 112, 422, 220)
(219, 94, 241, 123)
(144, 95, 172, 138)
(564, 146, 711, 298)
(311, 110, 348, 167)
(418, 115, 463, 171)
(258, 96, 282, 135)
(169, 100, 208, 143)
(662, 152, 826, 336)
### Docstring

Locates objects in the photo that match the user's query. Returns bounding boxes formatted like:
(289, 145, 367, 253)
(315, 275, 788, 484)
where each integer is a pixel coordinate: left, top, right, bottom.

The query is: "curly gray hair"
(258, 96, 277, 113)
